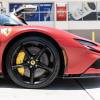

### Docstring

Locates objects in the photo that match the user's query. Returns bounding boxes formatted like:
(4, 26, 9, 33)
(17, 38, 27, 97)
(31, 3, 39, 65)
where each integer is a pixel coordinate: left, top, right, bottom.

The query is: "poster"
(9, 3, 54, 21)
(68, 2, 96, 21)
(56, 4, 67, 21)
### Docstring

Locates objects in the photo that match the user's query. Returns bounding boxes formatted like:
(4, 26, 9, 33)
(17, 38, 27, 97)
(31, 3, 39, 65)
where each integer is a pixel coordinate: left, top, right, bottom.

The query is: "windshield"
(0, 14, 23, 26)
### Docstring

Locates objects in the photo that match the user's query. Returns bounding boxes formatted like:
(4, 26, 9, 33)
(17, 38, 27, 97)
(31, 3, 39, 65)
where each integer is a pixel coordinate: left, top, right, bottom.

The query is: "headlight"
(75, 39, 97, 47)
(75, 39, 100, 53)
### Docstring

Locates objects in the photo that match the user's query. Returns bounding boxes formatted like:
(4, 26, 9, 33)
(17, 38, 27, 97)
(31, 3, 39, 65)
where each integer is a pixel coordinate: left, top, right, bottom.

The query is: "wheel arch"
(2, 31, 66, 78)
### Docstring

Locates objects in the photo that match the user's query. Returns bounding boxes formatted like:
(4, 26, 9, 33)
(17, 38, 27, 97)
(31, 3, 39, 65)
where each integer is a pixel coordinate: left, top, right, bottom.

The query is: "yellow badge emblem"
(1, 28, 12, 36)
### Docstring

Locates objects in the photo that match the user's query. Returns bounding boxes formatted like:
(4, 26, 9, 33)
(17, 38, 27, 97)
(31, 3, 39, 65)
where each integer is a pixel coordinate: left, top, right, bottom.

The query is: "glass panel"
(9, 3, 54, 21)
(24, 13, 39, 21)
(40, 3, 53, 12)
(83, 2, 97, 20)
(68, 2, 83, 21)
(9, 3, 22, 12)
(40, 13, 53, 21)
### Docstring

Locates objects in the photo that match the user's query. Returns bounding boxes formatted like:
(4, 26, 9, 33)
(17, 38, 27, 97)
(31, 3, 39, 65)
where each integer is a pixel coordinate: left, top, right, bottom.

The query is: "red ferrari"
(0, 14, 100, 88)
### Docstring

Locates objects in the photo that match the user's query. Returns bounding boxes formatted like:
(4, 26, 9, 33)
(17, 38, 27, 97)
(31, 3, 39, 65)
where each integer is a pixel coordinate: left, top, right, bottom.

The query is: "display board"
(68, 2, 97, 21)
(56, 4, 67, 21)
(9, 3, 54, 21)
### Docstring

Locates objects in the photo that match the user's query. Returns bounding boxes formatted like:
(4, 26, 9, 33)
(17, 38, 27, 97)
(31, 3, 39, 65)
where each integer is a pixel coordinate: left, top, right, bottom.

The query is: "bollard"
(92, 32, 96, 42)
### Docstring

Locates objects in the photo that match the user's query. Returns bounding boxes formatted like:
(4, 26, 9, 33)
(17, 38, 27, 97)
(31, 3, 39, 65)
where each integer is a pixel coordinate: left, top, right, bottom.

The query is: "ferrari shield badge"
(0, 28, 12, 36)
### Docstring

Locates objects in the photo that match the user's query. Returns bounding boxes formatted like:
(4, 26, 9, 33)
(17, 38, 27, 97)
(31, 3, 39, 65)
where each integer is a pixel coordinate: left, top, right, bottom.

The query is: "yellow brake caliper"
(16, 51, 25, 76)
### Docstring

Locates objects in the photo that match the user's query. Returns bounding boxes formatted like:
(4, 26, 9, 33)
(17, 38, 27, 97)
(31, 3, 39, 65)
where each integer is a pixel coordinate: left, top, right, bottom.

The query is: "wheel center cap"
(30, 60, 36, 65)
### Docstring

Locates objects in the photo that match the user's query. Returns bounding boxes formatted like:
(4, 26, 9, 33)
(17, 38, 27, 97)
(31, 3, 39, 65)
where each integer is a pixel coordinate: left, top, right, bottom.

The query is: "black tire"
(5, 36, 60, 89)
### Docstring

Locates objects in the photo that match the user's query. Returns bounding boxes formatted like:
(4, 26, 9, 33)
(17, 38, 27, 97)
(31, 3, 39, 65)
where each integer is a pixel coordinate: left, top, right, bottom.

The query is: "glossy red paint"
(0, 25, 100, 75)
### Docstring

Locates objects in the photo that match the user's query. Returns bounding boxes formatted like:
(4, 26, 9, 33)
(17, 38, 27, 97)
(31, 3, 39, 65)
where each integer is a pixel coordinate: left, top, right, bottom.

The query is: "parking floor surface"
(0, 78, 100, 100)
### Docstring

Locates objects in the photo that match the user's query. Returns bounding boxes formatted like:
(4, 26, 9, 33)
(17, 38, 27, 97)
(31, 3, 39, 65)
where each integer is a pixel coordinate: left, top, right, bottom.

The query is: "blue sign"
(9, 3, 53, 21)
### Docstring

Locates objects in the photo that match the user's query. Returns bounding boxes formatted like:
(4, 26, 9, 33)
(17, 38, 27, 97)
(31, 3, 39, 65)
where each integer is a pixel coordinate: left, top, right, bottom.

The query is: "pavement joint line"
(75, 79, 95, 100)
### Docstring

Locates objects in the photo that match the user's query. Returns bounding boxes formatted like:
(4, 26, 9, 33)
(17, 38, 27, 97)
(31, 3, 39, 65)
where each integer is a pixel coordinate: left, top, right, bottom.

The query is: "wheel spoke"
(37, 62, 53, 73)
(22, 45, 32, 59)
(35, 46, 47, 60)
(12, 63, 29, 70)
(30, 68, 35, 84)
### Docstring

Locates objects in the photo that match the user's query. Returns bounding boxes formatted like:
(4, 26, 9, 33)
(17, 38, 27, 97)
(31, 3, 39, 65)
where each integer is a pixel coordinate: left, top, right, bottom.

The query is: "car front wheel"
(5, 36, 60, 88)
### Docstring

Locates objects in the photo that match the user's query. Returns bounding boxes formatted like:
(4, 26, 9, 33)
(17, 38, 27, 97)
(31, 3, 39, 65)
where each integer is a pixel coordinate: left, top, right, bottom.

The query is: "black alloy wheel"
(5, 36, 60, 88)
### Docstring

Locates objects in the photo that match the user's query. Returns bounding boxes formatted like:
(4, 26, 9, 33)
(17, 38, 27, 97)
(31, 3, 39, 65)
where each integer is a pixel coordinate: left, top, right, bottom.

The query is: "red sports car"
(0, 14, 100, 88)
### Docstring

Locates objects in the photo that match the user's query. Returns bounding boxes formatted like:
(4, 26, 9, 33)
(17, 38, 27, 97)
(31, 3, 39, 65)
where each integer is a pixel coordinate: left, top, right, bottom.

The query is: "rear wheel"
(5, 36, 60, 88)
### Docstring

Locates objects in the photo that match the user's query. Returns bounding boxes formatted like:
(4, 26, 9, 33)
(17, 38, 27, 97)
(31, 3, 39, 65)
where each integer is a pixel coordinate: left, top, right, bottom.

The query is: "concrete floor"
(0, 78, 100, 100)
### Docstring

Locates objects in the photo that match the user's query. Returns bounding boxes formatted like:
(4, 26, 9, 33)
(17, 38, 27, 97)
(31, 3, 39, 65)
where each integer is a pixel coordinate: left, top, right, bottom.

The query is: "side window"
(0, 15, 12, 25)
(0, 15, 9, 25)
(0, 15, 7, 25)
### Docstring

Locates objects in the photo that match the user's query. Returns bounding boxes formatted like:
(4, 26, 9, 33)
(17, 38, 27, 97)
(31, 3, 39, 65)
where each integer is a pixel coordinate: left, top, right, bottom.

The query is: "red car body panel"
(0, 26, 100, 75)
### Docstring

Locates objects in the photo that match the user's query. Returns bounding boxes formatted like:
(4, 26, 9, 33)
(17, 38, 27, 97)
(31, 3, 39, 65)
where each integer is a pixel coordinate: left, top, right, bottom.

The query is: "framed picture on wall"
(9, 3, 54, 21)
(56, 4, 67, 21)
(68, 2, 97, 21)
